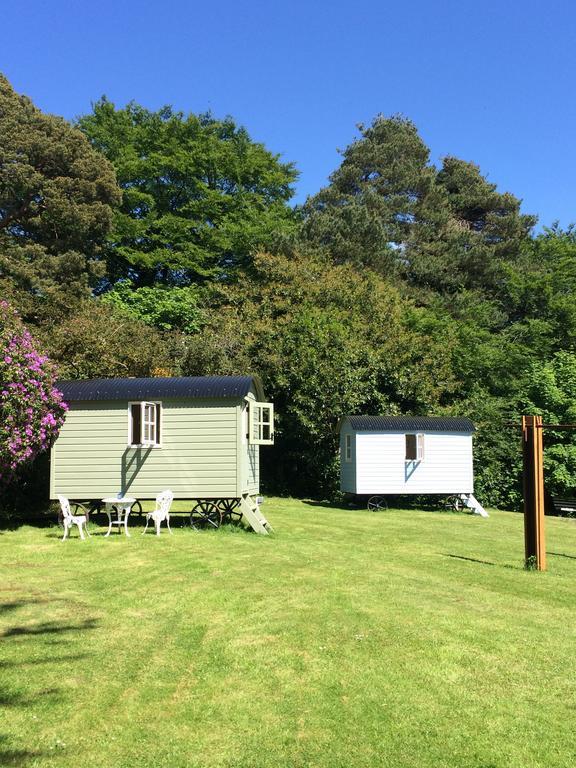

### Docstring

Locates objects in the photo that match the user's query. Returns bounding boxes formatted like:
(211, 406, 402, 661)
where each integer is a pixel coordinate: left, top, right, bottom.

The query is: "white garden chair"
(58, 495, 90, 541)
(142, 490, 174, 536)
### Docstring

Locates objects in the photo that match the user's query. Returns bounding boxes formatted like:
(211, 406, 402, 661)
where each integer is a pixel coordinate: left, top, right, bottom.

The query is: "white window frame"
(128, 401, 162, 448)
(345, 433, 352, 462)
(405, 432, 424, 462)
(249, 401, 274, 445)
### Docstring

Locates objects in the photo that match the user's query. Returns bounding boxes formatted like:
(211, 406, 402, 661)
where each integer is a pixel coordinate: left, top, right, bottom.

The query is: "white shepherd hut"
(339, 415, 487, 516)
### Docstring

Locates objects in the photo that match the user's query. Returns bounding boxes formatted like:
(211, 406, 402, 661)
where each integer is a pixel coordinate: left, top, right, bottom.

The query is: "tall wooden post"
(522, 415, 546, 571)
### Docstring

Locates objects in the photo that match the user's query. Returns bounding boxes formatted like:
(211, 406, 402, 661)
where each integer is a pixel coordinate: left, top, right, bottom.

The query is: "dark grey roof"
(345, 415, 475, 433)
(57, 376, 263, 402)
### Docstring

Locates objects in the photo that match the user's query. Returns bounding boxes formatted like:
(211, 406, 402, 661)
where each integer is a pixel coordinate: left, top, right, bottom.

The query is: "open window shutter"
(417, 433, 425, 460)
(141, 402, 157, 446)
(249, 402, 275, 445)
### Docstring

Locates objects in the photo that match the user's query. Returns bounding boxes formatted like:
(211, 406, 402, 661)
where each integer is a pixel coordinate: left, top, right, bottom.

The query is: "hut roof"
(345, 415, 475, 433)
(57, 376, 264, 403)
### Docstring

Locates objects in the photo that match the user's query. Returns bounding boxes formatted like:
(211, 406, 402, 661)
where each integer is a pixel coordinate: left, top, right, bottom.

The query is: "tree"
(100, 280, 204, 333)
(301, 115, 535, 302)
(0, 301, 67, 485)
(0, 74, 121, 326)
(182, 250, 457, 496)
(518, 352, 576, 499)
(302, 115, 434, 276)
(45, 300, 182, 380)
(78, 99, 299, 288)
(500, 225, 576, 355)
(405, 156, 536, 297)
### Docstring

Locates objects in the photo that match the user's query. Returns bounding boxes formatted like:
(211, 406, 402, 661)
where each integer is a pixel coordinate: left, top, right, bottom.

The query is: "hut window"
(345, 434, 352, 461)
(405, 433, 424, 461)
(249, 402, 274, 445)
(130, 402, 161, 447)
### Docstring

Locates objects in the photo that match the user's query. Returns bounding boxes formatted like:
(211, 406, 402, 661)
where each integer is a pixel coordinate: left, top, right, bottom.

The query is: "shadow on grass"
(1, 617, 98, 638)
(0, 653, 89, 669)
(301, 499, 356, 511)
(0, 734, 46, 768)
(444, 553, 497, 566)
(0, 599, 49, 616)
(548, 551, 576, 560)
(443, 553, 523, 571)
(0, 608, 98, 765)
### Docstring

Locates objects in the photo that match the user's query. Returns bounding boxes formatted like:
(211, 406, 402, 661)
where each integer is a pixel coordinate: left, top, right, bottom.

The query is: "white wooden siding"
(354, 431, 474, 495)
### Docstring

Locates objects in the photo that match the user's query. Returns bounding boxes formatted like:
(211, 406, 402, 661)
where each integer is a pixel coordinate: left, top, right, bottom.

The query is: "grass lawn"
(1, 499, 576, 768)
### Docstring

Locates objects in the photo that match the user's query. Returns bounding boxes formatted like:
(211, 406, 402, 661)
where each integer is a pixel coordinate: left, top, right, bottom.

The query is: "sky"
(2, 0, 576, 229)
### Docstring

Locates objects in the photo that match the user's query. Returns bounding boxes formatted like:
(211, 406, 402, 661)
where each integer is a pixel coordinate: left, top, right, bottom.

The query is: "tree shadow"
(0, 734, 46, 768)
(0, 600, 47, 616)
(0, 653, 88, 669)
(0, 607, 98, 766)
(1, 617, 98, 638)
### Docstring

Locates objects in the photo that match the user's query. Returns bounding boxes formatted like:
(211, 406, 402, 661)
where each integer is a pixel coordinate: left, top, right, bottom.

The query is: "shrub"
(0, 301, 67, 486)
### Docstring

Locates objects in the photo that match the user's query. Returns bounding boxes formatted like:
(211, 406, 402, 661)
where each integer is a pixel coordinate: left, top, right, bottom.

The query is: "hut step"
(461, 494, 489, 518)
(240, 495, 273, 535)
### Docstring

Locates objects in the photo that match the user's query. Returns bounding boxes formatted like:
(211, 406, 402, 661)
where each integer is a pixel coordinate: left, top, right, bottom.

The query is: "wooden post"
(522, 415, 546, 571)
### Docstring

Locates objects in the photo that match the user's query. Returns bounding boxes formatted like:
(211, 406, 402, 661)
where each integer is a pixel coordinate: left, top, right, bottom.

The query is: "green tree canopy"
(0, 74, 121, 326)
(45, 300, 180, 380)
(301, 115, 535, 302)
(78, 99, 299, 288)
(182, 249, 457, 496)
(302, 115, 434, 275)
(405, 156, 536, 297)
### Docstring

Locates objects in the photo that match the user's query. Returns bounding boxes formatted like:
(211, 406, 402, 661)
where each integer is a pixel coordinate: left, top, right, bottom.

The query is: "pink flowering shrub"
(0, 301, 68, 485)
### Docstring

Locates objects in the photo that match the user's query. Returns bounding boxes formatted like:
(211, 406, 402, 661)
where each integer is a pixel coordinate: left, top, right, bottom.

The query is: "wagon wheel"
(129, 500, 143, 521)
(71, 502, 90, 523)
(217, 498, 242, 525)
(443, 495, 464, 512)
(56, 502, 89, 527)
(190, 501, 221, 529)
(367, 496, 387, 511)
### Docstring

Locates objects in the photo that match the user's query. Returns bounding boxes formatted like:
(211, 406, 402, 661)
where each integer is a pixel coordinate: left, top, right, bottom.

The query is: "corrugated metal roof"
(346, 415, 475, 433)
(57, 376, 262, 402)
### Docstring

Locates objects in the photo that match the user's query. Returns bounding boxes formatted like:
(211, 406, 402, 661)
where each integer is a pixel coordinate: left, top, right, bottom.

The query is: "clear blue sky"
(3, 0, 575, 229)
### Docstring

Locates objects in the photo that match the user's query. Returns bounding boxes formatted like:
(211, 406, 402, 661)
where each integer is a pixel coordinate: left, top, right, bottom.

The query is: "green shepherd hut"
(50, 376, 274, 532)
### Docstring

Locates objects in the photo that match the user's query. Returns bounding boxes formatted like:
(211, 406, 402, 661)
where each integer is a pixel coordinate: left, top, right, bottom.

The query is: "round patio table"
(102, 497, 137, 537)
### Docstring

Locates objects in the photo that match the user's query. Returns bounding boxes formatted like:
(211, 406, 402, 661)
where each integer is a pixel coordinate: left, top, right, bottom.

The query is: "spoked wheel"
(129, 500, 143, 521)
(190, 501, 222, 529)
(367, 495, 388, 511)
(443, 495, 464, 512)
(217, 498, 242, 525)
(57, 502, 89, 527)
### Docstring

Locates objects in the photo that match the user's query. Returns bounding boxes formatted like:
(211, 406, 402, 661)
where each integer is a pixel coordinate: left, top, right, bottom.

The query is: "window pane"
(155, 404, 161, 445)
(405, 434, 417, 460)
(131, 404, 141, 445)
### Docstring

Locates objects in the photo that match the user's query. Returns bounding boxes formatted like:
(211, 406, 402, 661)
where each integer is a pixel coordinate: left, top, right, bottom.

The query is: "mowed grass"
(1, 500, 576, 768)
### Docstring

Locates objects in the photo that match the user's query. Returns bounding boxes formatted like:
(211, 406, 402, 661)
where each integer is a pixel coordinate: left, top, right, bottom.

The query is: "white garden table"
(102, 497, 136, 537)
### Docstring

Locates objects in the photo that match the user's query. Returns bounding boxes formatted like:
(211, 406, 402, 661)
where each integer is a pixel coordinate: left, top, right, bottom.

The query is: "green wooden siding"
(50, 398, 242, 499)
